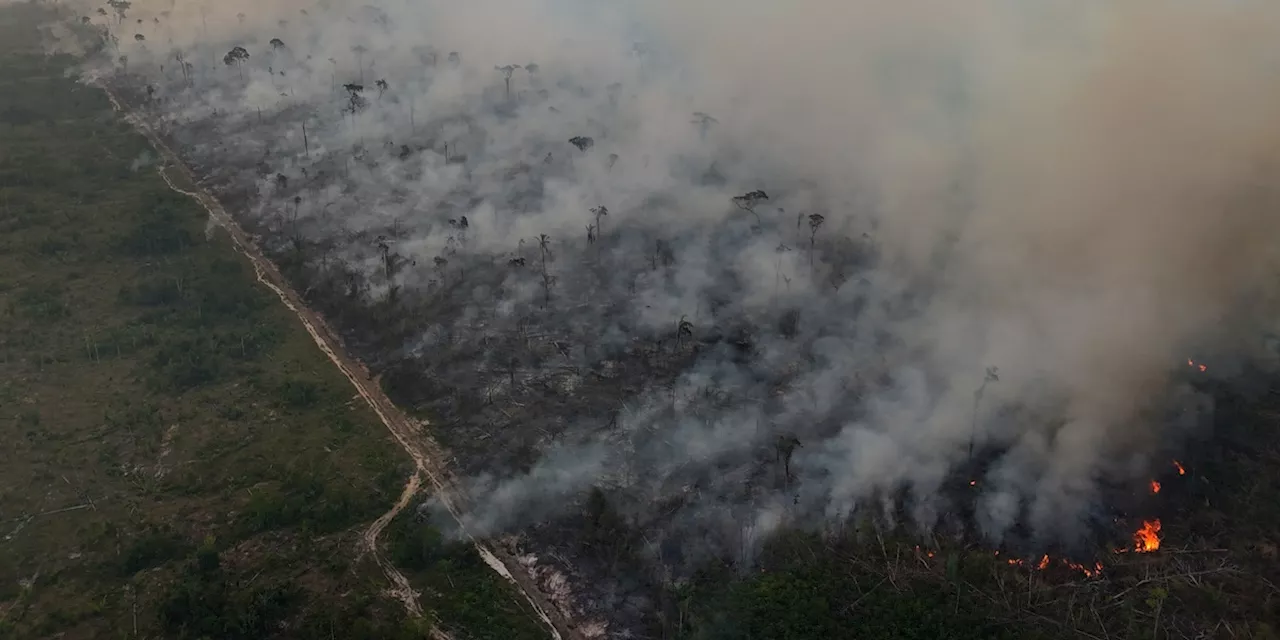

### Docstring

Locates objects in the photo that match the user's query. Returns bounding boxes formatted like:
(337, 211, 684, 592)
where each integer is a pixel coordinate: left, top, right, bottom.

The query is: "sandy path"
(97, 84, 577, 640)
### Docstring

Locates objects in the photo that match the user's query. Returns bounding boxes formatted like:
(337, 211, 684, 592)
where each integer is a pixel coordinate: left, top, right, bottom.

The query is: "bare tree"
(968, 367, 1000, 460)
(675, 315, 694, 349)
(433, 255, 448, 287)
(774, 243, 791, 297)
(807, 213, 825, 269)
(537, 234, 553, 273)
(732, 190, 769, 228)
(775, 434, 802, 483)
(692, 111, 717, 139)
(537, 234, 554, 308)
(288, 195, 303, 250)
(375, 235, 411, 301)
(351, 44, 368, 83)
(413, 45, 438, 67)
(590, 205, 608, 238)
(172, 50, 190, 87)
(269, 37, 285, 50)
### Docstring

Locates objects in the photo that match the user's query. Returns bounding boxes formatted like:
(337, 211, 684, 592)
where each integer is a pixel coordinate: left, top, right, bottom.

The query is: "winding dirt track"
(98, 84, 577, 640)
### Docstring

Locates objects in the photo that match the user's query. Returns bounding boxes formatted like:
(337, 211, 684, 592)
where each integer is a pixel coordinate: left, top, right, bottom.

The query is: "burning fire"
(1150, 480, 1161, 494)
(1187, 358, 1207, 372)
(999, 553, 1104, 578)
(1173, 460, 1185, 475)
(1066, 560, 1105, 578)
(1134, 519, 1161, 552)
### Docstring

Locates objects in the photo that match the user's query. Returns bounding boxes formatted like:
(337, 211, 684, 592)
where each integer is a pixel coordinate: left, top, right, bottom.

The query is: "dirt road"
(98, 84, 578, 640)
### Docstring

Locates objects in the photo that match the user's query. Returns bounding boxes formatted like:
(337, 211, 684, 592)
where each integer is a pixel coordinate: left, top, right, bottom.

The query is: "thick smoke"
(62, 0, 1280, 559)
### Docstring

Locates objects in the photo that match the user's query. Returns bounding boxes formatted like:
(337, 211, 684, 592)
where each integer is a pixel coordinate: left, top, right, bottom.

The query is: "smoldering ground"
(62, 0, 1280, 577)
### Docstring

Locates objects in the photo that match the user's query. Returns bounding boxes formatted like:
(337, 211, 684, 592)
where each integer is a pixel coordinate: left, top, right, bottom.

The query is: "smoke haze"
(58, 0, 1280, 567)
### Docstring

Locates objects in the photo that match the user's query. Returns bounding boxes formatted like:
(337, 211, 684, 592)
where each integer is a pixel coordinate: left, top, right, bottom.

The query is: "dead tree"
(375, 235, 412, 301)
(351, 45, 368, 83)
(590, 205, 608, 238)
(433, 256, 448, 286)
(775, 434, 802, 483)
(968, 367, 1000, 460)
(692, 111, 717, 139)
(495, 64, 521, 99)
(537, 234, 554, 308)
(675, 315, 694, 349)
(774, 243, 791, 297)
(807, 213, 825, 269)
(732, 190, 769, 228)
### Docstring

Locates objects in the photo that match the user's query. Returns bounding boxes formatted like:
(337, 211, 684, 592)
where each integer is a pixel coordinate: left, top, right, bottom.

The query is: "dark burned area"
(95, 39, 1280, 636)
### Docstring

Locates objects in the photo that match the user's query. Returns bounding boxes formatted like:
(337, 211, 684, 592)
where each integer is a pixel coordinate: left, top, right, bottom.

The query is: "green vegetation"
(670, 533, 1035, 640)
(0, 4, 541, 639)
(383, 511, 549, 640)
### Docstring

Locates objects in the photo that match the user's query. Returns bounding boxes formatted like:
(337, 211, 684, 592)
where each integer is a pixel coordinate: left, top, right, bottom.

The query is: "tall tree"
(222, 46, 250, 81)
(807, 213, 824, 269)
(968, 367, 1000, 460)
(494, 64, 521, 99)
(590, 205, 608, 238)
(537, 234, 554, 308)
(351, 45, 368, 83)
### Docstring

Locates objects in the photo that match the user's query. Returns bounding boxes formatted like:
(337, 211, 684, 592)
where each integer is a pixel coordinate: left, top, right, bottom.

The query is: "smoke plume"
(58, 0, 1280, 561)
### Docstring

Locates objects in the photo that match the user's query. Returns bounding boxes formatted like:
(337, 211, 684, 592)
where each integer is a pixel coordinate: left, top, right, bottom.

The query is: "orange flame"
(1188, 358, 1207, 372)
(1037, 554, 1049, 571)
(1134, 519, 1161, 552)
(969, 479, 977, 486)
(1173, 460, 1185, 476)
(1150, 480, 1161, 494)
(1065, 560, 1104, 578)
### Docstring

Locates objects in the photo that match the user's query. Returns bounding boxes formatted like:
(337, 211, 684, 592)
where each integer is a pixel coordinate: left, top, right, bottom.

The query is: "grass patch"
(0, 4, 516, 638)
